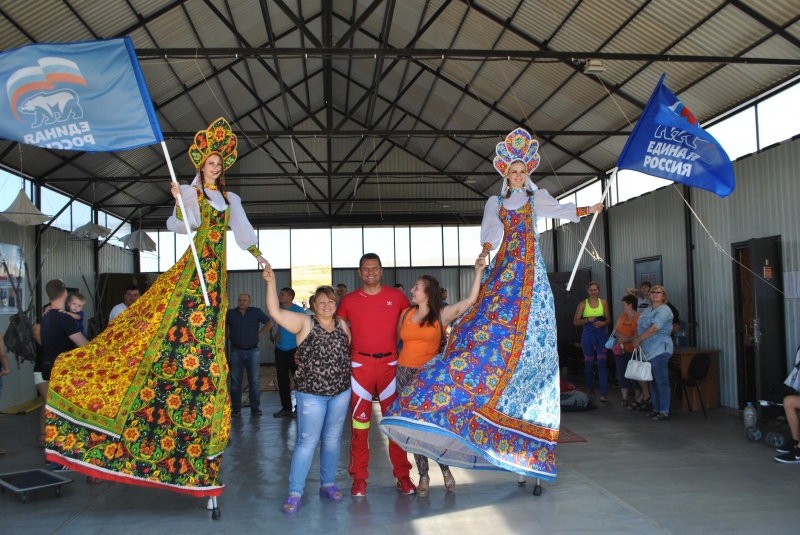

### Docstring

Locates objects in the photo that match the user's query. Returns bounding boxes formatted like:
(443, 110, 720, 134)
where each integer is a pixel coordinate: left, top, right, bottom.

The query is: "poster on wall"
(0, 243, 25, 315)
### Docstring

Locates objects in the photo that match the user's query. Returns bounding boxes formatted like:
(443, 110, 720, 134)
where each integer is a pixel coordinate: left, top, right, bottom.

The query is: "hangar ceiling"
(0, 0, 799, 229)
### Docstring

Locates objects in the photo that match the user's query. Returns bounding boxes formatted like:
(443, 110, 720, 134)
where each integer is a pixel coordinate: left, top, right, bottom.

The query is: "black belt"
(232, 344, 258, 350)
(357, 351, 394, 358)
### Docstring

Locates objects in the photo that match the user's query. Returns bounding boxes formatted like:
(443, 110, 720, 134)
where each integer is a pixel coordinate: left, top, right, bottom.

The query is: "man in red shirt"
(336, 253, 414, 497)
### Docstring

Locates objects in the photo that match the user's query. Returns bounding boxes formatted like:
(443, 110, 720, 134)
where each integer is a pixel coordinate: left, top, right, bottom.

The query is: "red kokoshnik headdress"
(188, 117, 238, 171)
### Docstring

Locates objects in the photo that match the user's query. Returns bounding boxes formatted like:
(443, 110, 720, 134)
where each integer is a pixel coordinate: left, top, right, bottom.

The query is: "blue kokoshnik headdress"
(493, 128, 540, 195)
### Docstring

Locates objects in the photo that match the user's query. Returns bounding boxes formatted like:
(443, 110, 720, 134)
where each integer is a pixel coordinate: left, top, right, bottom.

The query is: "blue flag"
(617, 74, 734, 197)
(0, 37, 163, 152)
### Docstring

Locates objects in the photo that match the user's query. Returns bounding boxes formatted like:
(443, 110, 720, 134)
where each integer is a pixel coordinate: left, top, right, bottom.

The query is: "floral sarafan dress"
(46, 185, 261, 497)
(381, 190, 582, 480)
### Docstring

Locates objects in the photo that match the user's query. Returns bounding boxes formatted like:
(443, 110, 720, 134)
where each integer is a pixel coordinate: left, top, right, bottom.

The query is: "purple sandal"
(282, 495, 301, 513)
(320, 484, 344, 502)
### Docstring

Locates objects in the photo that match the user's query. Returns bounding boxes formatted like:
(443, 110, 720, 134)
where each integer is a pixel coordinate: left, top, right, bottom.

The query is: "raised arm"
(227, 192, 266, 267)
(441, 257, 488, 326)
(262, 262, 311, 341)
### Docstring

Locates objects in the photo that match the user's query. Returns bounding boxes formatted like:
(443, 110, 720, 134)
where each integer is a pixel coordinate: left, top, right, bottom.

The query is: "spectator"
(336, 284, 347, 303)
(335, 253, 413, 497)
(273, 287, 304, 418)
(632, 285, 673, 422)
(393, 283, 405, 293)
(40, 279, 90, 477)
(263, 266, 352, 513)
(441, 288, 449, 306)
(395, 257, 486, 496)
(306, 294, 316, 316)
(612, 294, 645, 409)
(108, 285, 140, 323)
(226, 293, 272, 417)
(775, 395, 800, 463)
(574, 282, 611, 401)
(61, 292, 87, 337)
(626, 281, 652, 312)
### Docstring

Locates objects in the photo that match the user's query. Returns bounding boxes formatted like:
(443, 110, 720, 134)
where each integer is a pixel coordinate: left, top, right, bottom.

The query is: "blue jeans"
(229, 347, 261, 412)
(288, 389, 351, 497)
(582, 325, 608, 395)
(648, 352, 671, 414)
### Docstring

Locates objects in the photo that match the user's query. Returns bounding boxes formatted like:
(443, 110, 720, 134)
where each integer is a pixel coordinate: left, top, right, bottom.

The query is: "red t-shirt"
(336, 286, 410, 355)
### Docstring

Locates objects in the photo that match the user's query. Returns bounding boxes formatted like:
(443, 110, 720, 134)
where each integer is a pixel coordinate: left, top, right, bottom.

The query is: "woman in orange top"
(395, 257, 487, 497)
(612, 294, 647, 410)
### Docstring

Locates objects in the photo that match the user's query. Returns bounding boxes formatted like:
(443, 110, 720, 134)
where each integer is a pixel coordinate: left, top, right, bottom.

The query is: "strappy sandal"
(652, 413, 669, 422)
(319, 484, 343, 502)
(626, 401, 640, 411)
(442, 468, 456, 491)
(282, 495, 301, 513)
(417, 475, 430, 498)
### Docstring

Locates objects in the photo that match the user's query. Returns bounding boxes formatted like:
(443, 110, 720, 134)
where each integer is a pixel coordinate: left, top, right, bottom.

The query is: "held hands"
(474, 255, 488, 273)
(256, 255, 268, 269)
(170, 181, 182, 201)
(262, 261, 275, 283)
(589, 203, 604, 214)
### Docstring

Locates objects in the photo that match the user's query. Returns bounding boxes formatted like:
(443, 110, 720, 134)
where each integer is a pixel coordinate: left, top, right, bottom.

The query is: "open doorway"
(732, 236, 786, 408)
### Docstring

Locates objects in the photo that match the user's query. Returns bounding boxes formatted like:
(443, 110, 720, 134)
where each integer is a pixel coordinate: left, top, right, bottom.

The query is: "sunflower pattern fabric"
(46, 191, 232, 497)
(381, 197, 561, 480)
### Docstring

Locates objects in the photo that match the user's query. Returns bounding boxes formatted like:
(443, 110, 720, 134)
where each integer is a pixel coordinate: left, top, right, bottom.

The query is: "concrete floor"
(1, 390, 799, 535)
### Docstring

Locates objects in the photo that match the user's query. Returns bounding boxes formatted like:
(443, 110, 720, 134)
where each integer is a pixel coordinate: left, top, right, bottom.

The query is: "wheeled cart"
(0, 468, 74, 504)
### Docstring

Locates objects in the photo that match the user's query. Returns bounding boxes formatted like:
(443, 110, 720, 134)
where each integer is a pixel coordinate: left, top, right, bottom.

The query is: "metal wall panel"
(693, 137, 800, 408)
(99, 244, 134, 275)
(40, 228, 97, 319)
(539, 228, 555, 272)
(605, 186, 688, 320)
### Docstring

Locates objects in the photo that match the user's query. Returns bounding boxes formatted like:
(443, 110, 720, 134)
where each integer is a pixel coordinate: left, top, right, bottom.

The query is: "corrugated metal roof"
(0, 0, 797, 228)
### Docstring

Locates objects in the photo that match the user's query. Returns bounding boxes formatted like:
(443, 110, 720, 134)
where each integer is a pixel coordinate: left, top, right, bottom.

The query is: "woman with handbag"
(573, 282, 611, 401)
(394, 257, 487, 497)
(611, 294, 646, 409)
(632, 285, 674, 422)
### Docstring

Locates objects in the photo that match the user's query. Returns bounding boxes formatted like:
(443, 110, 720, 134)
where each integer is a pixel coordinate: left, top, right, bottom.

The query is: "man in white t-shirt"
(108, 285, 141, 323)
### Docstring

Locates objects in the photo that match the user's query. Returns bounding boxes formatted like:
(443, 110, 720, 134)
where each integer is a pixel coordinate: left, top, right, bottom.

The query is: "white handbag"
(625, 347, 653, 382)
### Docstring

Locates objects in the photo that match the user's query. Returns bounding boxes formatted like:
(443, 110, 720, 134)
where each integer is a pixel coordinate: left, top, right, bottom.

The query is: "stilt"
(532, 478, 542, 496)
(210, 496, 221, 519)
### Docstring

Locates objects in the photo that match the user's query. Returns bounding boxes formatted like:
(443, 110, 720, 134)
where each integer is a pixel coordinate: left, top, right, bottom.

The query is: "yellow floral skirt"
(46, 212, 229, 496)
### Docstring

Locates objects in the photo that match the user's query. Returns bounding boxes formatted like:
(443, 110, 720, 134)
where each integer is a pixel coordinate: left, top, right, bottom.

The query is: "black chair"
(670, 353, 711, 419)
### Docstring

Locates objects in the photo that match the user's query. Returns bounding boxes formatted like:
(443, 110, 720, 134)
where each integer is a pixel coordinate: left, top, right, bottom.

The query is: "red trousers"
(349, 353, 412, 480)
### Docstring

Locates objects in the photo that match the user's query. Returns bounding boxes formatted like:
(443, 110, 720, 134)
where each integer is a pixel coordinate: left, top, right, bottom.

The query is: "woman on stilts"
(45, 118, 267, 508)
(381, 128, 603, 482)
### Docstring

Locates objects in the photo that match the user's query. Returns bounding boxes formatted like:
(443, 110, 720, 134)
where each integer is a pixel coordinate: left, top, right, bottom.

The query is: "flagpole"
(161, 141, 211, 307)
(566, 169, 617, 292)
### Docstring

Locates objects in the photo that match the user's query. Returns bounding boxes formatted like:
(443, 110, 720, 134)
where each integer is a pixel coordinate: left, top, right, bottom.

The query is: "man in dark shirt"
(226, 293, 272, 416)
(39, 279, 88, 463)
(41, 279, 89, 377)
